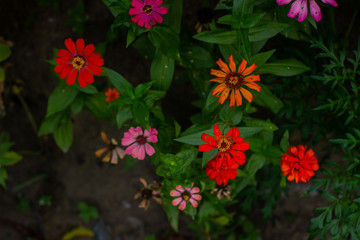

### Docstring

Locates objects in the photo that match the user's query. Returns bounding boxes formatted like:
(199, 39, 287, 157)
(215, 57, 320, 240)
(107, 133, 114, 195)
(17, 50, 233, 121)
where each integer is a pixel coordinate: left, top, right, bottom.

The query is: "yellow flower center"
(182, 191, 191, 201)
(72, 56, 85, 70)
(225, 72, 243, 89)
(217, 138, 231, 152)
(142, 4, 153, 14)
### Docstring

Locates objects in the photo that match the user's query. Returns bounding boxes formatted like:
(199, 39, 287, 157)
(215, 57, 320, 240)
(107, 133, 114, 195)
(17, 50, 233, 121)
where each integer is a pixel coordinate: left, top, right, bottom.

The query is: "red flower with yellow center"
(199, 123, 250, 165)
(210, 55, 261, 107)
(206, 154, 239, 185)
(281, 145, 319, 183)
(55, 38, 104, 88)
(105, 88, 120, 103)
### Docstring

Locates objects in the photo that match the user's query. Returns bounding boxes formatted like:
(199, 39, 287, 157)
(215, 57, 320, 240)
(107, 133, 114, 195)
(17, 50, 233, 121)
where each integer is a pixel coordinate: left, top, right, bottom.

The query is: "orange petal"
(240, 88, 253, 103)
(218, 87, 230, 104)
(245, 82, 261, 92)
(102, 152, 111, 162)
(212, 83, 227, 96)
(244, 75, 260, 82)
(101, 131, 109, 143)
(216, 58, 230, 74)
(235, 89, 242, 106)
(210, 69, 227, 78)
(229, 90, 236, 107)
(238, 59, 247, 73)
(210, 78, 225, 83)
(228, 55, 236, 72)
(243, 63, 257, 76)
(95, 148, 107, 157)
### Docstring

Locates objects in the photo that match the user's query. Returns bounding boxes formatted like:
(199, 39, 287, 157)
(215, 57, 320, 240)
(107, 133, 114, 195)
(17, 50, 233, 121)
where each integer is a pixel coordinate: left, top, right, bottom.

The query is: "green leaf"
(237, 29, 251, 62)
(251, 49, 276, 68)
(116, 106, 132, 128)
(180, 44, 215, 69)
(103, 67, 133, 96)
(150, 49, 175, 91)
(148, 26, 180, 59)
(249, 22, 288, 42)
(163, 0, 182, 33)
(0, 168, 8, 188)
(75, 84, 98, 94)
(258, 59, 310, 76)
(280, 130, 289, 153)
(242, 117, 278, 132)
(125, 155, 138, 170)
(143, 90, 166, 108)
(132, 101, 149, 127)
(77, 202, 99, 223)
(219, 104, 243, 125)
(163, 197, 179, 231)
(38, 111, 68, 136)
(84, 93, 111, 120)
(202, 148, 218, 168)
(0, 152, 22, 166)
(193, 29, 237, 45)
(0, 142, 13, 157)
(252, 84, 283, 114)
(53, 119, 73, 153)
(246, 153, 266, 176)
(46, 84, 78, 117)
(219, 44, 240, 63)
(70, 96, 84, 115)
(0, 43, 11, 62)
(134, 82, 153, 98)
(233, 0, 253, 16)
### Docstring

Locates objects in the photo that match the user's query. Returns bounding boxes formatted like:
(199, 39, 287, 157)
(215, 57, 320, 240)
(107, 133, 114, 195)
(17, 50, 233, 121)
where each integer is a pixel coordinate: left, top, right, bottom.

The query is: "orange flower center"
(72, 56, 85, 70)
(142, 4, 153, 14)
(217, 138, 231, 152)
(225, 72, 243, 89)
(182, 191, 191, 201)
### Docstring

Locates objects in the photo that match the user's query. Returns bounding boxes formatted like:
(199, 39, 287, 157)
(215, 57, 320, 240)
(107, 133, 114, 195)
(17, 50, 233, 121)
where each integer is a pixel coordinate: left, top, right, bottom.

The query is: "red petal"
(87, 53, 104, 66)
(199, 144, 216, 152)
(78, 70, 88, 87)
(83, 44, 95, 57)
(57, 49, 72, 58)
(76, 39, 85, 54)
(232, 142, 250, 151)
(66, 70, 77, 85)
(213, 123, 223, 141)
(59, 65, 73, 79)
(201, 133, 217, 145)
(81, 69, 94, 84)
(65, 38, 76, 54)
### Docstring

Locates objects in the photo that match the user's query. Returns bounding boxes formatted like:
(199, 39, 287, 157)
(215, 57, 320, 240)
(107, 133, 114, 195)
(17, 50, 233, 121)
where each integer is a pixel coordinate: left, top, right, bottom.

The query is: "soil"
(0, 0, 357, 240)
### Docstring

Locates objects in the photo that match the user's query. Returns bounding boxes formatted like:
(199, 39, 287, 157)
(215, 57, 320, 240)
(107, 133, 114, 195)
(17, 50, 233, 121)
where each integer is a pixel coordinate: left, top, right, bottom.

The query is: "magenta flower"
(277, 0, 338, 22)
(129, 0, 168, 29)
(121, 126, 158, 160)
(170, 183, 202, 211)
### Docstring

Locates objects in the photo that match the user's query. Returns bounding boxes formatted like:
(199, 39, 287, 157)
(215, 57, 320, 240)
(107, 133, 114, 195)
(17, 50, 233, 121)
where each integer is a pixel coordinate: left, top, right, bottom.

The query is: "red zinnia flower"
(281, 145, 319, 183)
(206, 155, 239, 185)
(129, 0, 168, 29)
(199, 123, 250, 165)
(55, 38, 104, 88)
(105, 88, 120, 103)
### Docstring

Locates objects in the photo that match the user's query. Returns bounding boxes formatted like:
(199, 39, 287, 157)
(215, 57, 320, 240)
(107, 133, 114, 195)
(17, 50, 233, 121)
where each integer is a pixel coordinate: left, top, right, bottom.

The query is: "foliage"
(77, 201, 99, 223)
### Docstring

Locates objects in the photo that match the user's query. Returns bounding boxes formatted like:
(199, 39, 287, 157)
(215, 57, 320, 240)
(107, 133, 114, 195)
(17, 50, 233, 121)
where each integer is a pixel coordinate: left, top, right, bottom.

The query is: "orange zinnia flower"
(210, 55, 261, 107)
(281, 145, 319, 183)
(105, 88, 120, 103)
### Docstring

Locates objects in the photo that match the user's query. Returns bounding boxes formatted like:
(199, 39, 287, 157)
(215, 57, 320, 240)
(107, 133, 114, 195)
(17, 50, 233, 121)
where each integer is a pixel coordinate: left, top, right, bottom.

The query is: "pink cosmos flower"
(129, 0, 168, 29)
(170, 183, 202, 211)
(277, 0, 338, 22)
(121, 126, 158, 160)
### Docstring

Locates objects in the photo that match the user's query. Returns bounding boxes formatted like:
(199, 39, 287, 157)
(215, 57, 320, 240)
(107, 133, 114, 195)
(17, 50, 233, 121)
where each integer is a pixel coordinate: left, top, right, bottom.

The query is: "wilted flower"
(105, 88, 120, 103)
(55, 38, 104, 87)
(129, 0, 168, 29)
(211, 185, 232, 200)
(134, 178, 162, 211)
(276, 0, 338, 22)
(170, 183, 202, 211)
(281, 145, 319, 183)
(210, 55, 261, 106)
(195, 8, 213, 33)
(121, 126, 158, 160)
(95, 132, 126, 164)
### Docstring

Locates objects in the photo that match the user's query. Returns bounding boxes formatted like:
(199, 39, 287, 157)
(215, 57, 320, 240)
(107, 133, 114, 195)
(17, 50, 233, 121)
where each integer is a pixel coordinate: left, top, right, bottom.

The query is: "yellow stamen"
(183, 195, 190, 201)
(142, 4, 153, 14)
(72, 56, 85, 70)
(228, 76, 239, 85)
(217, 138, 231, 152)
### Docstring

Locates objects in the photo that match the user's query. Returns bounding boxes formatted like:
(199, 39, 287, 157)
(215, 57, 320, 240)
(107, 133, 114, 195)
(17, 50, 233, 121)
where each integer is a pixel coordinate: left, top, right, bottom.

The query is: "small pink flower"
(276, 0, 338, 22)
(121, 126, 158, 160)
(129, 0, 168, 29)
(170, 183, 202, 211)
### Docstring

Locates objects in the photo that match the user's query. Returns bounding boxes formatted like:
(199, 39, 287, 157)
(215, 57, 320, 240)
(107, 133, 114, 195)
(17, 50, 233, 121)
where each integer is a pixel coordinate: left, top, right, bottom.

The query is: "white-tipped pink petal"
(310, 0, 321, 22)
(145, 143, 155, 156)
(115, 147, 126, 159)
(276, 0, 292, 5)
(170, 190, 182, 197)
(179, 200, 187, 211)
(191, 194, 202, 201)
(176, 185, 185, 193)
(190, 187, 200, 194)
(189, 198, 199, 208)
(172, 197, 182, 206)
(320, 0, 338, 7)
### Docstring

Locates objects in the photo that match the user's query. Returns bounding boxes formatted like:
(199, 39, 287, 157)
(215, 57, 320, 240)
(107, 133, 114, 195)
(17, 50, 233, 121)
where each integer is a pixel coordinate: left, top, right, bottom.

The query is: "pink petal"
(170, 190, 181, 197)
(147, 135, 158, 143)
(115, 147, 126, 159)
(129, 7, 142, 15)
(130, 126, 143, 136)
(190, 187, 200, 194)
(152, 0, 163, 7)
(144, 17, 151, 29)
(176, 185, 184, 193)
(287, 0, 308, 22)
(320, 0, 338, 7)
(154, 6, 168, 15)
(136, 145, 146, 160)
(131, 14, 143, 26)
(179, 200, 186, 211)
(309, 0, 321, 22)
(150, 127, 158, 135)
(172, 197, 182, 206)
(125, 143, 139, 155)
(110, 152, 118, 164)
(191, 194, 202, 201)
(151, 12, 163, 24)
(145, 143, 155, 156)
(277, 0, 292, 5)
(185, 187, 191, 192)
(131, 0, 144, 8)
(189, 198, 198, 208)
(121, 136, 136, 146)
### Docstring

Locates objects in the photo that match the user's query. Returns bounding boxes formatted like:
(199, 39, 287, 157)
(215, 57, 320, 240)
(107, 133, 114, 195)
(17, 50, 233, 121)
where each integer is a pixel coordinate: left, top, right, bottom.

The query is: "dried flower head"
(95, 132, 126, 164)
(134, 178, 162, 211)
(211, 185, 232, 200)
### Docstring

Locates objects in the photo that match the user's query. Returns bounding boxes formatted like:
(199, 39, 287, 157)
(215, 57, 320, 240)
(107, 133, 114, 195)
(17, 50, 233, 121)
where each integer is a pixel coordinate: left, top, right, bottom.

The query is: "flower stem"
(344, 7, 359, 43)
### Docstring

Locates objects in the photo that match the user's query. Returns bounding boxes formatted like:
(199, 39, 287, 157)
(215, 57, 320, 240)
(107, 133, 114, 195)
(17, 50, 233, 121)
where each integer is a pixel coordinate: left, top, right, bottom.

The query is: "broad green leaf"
(75, 84, 98, 94)
(233, 0, 254, 16)
(180, 44, 215, 69)
(249, 22, 288, 42)
(204, 90, 220, 114)
(54, 119, 73, 153)
(163, 198, 179, 231)
(258, 59, 310, 76)
(103, 67, 133, 96)
(252, 84, 283, 114)
(84, 93, 111, 119)
(246, 153, 266, 176)
(193, 29, 237, 45)
(116, 106, 132, 128)
(0, 142, 13, 157)
(125, 155, 138, 170)
(242, 117, 278, 131)
(237, 29, 251, 61)
(247, 138, 283, 158)
(148, 26, 180, 58)
(143, 90, 166, 108)
(70, 96, 84, 115)
(219, 104, 243, 125)
(219, 44, 240, 63)
(39, 111, 67, 136)
(280, 130, 289, 152)
(202, 148, 218, 168)
(150, 49, 175, 91)
(251, 49, 276, 68)
(163, 0, 182, 34)
(0, 168, 7, 187)
(0, 151, 22, 166)
(217, 13, 265, 29)
(134, 82, 153, 98)
(0, 43, 11, 62)
(132, 101, 149, 127)
(46, 84, 78, 117)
